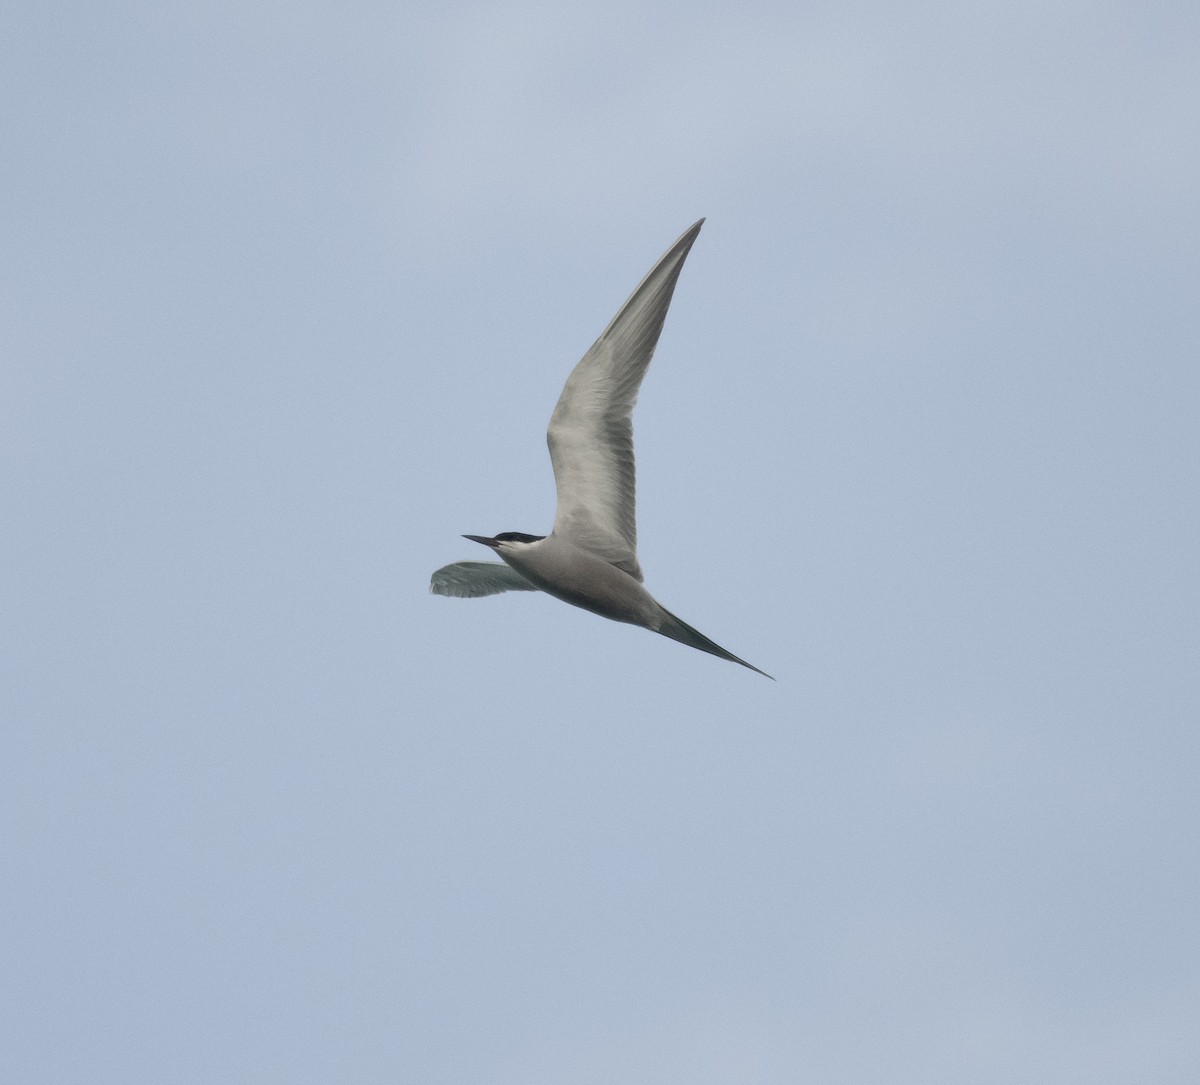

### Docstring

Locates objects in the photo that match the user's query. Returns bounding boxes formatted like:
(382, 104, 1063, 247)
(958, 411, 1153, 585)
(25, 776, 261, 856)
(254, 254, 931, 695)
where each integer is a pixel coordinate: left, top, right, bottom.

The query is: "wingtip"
(665, 218, 704, 251)
(656, 607, 774, 680)
(734, 655, 775, 680)
(659, 218, 705, 263)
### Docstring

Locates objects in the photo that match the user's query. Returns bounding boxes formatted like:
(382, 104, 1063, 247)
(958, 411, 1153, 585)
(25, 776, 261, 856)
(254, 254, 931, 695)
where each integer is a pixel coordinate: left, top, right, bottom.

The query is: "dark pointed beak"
(462, 534, 500, 548)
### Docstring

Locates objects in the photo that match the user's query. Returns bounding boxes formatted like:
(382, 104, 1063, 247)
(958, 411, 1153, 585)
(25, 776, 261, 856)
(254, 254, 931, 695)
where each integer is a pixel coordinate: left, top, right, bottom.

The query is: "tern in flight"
(430, 219, 772, 678)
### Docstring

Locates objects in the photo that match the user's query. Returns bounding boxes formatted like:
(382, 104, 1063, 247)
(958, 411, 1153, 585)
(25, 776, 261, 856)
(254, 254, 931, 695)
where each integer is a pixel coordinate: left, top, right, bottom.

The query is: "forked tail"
(656, 608, 774, 680)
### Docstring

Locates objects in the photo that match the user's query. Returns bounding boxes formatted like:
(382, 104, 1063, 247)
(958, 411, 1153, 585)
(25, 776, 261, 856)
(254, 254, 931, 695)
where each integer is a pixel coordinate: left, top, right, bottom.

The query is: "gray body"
(430, 220, 772, 679)
(501, 536, 659, 628)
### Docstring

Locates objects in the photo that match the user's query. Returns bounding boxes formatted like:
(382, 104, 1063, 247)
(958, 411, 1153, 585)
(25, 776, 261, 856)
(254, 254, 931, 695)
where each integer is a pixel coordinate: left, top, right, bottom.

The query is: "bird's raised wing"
(546, 219, 704, 581)
(429, 561, 538, 598)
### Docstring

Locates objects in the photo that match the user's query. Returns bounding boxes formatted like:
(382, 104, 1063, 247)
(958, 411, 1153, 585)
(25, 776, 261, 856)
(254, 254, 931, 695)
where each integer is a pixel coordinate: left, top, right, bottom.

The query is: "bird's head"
(463, 532, 545, 552)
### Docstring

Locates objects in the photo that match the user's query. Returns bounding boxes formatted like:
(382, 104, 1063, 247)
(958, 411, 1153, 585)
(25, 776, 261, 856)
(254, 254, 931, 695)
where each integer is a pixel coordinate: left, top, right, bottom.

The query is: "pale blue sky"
(4, 2, 1199, 1082)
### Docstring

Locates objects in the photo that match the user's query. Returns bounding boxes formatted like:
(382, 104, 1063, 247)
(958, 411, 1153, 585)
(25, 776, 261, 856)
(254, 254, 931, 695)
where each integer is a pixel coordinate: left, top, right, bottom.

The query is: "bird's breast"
(500, 539, 660, 629)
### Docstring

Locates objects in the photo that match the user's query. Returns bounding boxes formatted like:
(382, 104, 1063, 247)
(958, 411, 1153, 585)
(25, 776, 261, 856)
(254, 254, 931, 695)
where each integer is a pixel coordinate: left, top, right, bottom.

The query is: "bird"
(430, 219, 773, 679)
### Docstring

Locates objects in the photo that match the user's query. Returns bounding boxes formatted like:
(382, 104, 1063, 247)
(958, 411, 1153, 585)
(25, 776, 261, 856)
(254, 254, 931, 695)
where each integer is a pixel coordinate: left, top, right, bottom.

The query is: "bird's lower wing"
(429, 561, 539, 598)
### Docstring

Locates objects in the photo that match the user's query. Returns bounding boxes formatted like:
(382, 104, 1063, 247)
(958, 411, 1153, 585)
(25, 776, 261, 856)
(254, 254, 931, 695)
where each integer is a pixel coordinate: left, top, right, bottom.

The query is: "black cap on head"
(462, 532, 545, 548)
